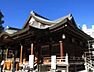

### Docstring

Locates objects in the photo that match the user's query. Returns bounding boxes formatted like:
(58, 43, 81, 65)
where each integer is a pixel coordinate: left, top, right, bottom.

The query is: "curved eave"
(0, 32, 13, 43)
(77, 28, 93, 40)
(10, 26, 48, 40)
(49, 18, 68, 30)
(31, 11, 72, 25)
(0, 32, 9, 37)
(67, 21, 93, 40)
(22, 15, 31, 29)
(10, 27, 30, 38)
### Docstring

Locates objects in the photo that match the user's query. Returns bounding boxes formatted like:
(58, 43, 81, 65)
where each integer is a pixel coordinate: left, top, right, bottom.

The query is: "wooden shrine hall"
(0, 11, 92, 72)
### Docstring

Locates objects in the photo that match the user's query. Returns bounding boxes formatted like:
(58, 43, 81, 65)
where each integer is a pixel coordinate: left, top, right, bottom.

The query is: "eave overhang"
(0, 32, 13, 44)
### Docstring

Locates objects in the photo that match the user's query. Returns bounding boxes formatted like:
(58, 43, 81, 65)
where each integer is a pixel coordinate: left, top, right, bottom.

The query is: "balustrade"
(43, 55, 68, 65)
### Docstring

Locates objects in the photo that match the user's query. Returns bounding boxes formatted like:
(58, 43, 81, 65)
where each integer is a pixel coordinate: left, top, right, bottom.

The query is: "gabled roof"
(5, 26, 21, 30)
(16, 11, 92, 40)
(0, 11, 92, 43)
(4, 26, 21, 34)
(22, 11, 76, 29)
(30, 11, 72, 24)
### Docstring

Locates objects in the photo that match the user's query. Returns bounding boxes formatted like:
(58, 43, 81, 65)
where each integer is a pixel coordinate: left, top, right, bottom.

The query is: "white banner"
(29, 55, 34, 68)
(61, 70, 66, 72)
(51, 55, 56, 69)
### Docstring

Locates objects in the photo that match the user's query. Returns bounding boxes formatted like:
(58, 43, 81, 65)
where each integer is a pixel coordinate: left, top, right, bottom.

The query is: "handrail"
(69, 56, 83, 60)
(43, 56, 68, 65)
(84, 57, 94, 71)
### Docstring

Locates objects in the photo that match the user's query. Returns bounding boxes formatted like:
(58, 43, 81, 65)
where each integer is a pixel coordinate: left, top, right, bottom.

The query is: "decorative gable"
(29, 19, 50, 29)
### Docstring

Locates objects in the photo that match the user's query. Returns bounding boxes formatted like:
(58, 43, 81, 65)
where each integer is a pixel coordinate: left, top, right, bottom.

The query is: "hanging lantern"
(62, 34, 66, 39)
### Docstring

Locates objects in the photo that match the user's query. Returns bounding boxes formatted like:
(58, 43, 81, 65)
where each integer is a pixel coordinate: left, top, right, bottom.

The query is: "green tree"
(0, 11, 4, 33)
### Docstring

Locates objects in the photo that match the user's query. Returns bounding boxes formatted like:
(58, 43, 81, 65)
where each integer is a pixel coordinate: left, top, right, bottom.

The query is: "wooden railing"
(84, 57, 94, 71)
(69, 56, 84, 61)
(43, 55, 68, 65)
(43, 56, 84, 65)
(69, 56, 84, 65)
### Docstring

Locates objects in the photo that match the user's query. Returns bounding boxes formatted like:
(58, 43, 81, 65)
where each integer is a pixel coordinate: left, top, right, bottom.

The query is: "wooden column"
(6, 49, 8, 60)
(31, 43, 33, 55)
(20, 45, 23, 64)
(59, 41, 63, 58)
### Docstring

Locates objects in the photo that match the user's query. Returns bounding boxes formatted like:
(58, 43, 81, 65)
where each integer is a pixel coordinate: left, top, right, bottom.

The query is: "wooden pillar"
(20, 45, 23, 64)
(59, 41, 63, 58)
(31, 43, 33, 55)
(6, 49, 8, 60)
